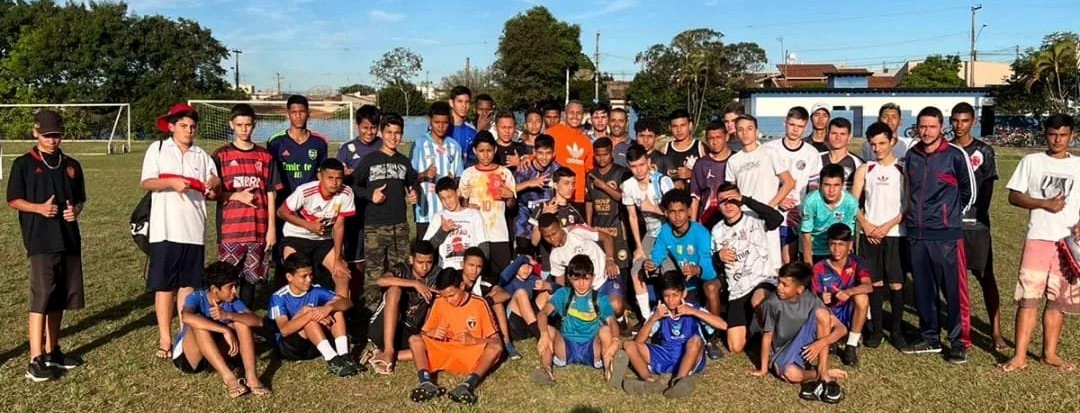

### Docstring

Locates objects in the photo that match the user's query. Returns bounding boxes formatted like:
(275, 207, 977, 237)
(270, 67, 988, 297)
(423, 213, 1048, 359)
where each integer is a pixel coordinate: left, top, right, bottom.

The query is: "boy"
(423, 177, 489, 269)
(852, 122, 907, 349)
(412, 102, 465, 238)
(408, 268, 503, 404)
(212, 104, 280, 307)
(460, 131, 517, 273)
(269, 254, 359, 376)
(501, 255, 553, 342)
(529, 166, 586, 248)
(657, 109, 706, 190)
(820, 117, 863, 191)
(337, 105, 382, 290)
(542, 101, 562, 130)
(634, 118, 669, 173)
(460, 247, 517, 359)
(366, 240, 439, 374)
(8, 109, 86, 381)
(616, 271, 728, 398)
(800, 164, 858, 264)
(520, 107, 544, 152)
(752, 262, 848, 404)
(690, 120, 732, 228)
(805, 103, 831, 153)
(493, 111, 527, 171)
(587, 137, 631, 279)
(811, 224, 872, 367)
(173, 262, 268, 397)
(538, 213, 621, 292)
(623, 144, 675, 319)
(765, 106, 823, 264)
(711, 182, 784, 354)
(532, 255, 621, 386)
(515, 134, 561, 254)
(354, 113, 421, 310)
(589, 103, 610, 141)
(448, 85, 478, 165)
(277, 159, 354, 297)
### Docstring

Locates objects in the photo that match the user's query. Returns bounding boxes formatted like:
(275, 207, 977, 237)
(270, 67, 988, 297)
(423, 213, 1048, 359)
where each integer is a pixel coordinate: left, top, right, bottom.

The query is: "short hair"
(916, 106, 944, 126)
(778, 262, 813, 287)
(450, 85, 472, 100)
(820, 164, 846, 182)
(435, 176, 458, 193)
(472, 130, 496, 148)
(735, 114, 758, 128)
(593, 137, 613, 151)
(429, 101, 451, 118)
(660, 270, 686, 292)
(705, 120, 725, 133)
(566, 100, 585, 111)
(434, 267, 463, 290)
(610, 107, 628, 118)
(286, 95, 309, 110)
(827, 223, 853, 242)
(553, 166, 576, 183)
(525, 107, 543, 118)
(567, 254, 594, 279)
(542, 101, 562, 113)
(381, 113, 404, 131)
(951, 102, 976, 118)
(591, 102, 611, 115)
(878, 102, 901, 117)
(476, 93, 494, 105)
(203, 261, 241, 288)
(635, 117, 661, 134)
(537, 212, 561, 229)
(411, 240, 435, 256)
(464, 246, 486, 263)
(1045, 113, 1076, 131)
(230, 104, 256, 120)
(283, 253, 313, 275)
(534, 134, 555, 150)
(828, 117, 852, 133)
(661, 188, 692, 210)
(495, 111, 516, 123)
(319, 158, 345, 172)
(723, 102, 745, 116)
(626, 144, 648, 162)
(865, 121, 894, 141)
(786, 106, 810, 121)
(356, 104, 381, 125)
(668, 109, 691, 123)
(716, 181, 739, 194)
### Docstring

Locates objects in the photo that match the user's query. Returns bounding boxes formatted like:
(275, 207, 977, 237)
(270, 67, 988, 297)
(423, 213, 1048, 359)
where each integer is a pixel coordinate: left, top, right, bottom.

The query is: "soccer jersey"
(549, 288, 614, 344)
(423, 208, 488, 269)
(528, 201, 585, 228)
(549, 226, 607, 290)
(800, 190, 858, 256)
(588, 164, 631, 267)
(804, 136, 830, 153)
(411, 133, 465, 224)
(711, 213, 778, 300)
(765, 139, 822, 228)
(621, 171, 675, 238)
(7, 148, 86, 255)
(460, 164, 516, 243)
(212, 143, 280, 244)
(373, 262, 437, 330)
(281, 181, 356, 241)
(725, 144, 788, 207)
(1006, 152, 1080, 241)
(820, 152, 863, 191)
(812, 257, 871, 327)
(268, 284, 336, 321)
(690, 154, 730, 227)
(958, 138, 998, 231)
(494, 140, 529, 171)
(861, 160, 905, 237)
(451, 122, 478, 165)
(173, 290, 250, 359)
(267, 130, 328, 198)
(336, 137, 383, 176)
(649, 307, 705, 346)
(658, 140, 705, 188)
(420, 294, 498, 374)
(548, 123, 594, 204)
(515, 159, 561, 236)
(140, 139, 219, 245)
(651, 222, 717, 283)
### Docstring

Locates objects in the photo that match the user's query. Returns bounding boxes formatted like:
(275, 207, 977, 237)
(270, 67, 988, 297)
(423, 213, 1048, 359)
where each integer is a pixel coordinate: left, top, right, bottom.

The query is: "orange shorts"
(1015, 240, 1080, 315)
(422, 336, 484, 375)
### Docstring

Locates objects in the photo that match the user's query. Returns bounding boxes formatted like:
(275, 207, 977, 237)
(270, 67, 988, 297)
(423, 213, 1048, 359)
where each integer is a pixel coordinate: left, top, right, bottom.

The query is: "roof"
(868, 76, 898, 88)
(826, 68, 872, 76)
(739, 86, 997, 99)
(776, 64, 837, 78)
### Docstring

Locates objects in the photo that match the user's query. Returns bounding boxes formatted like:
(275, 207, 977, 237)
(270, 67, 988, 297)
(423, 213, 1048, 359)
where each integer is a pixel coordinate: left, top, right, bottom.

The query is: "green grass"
(1, 142, 1079, 412)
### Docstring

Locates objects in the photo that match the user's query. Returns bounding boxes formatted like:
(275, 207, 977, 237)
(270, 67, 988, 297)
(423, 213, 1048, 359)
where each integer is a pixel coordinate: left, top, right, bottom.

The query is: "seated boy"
(365, 240, 439, 374)
(501, 254, 554, 343)
(537, 212, 623, 314)
(173, 261, 268, 398)
(800, 164, 857, 265)
(753, 262, 848, 404)
(532, 255, 621, 386)
(423, 176, 489, 269)
(812, 224, 872, 367)
(615, 271, 728, 398)
(408, 268, 503, 405)
(460, 247, 517, 359)
(269, 253, 359, 377)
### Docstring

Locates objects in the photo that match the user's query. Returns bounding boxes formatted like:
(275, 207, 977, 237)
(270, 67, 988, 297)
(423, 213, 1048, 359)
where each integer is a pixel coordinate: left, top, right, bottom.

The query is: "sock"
(334, 336, 349, 356)
(636, 293, 652, 319)
(870, 286, 886, 334)
(418, 369, 433, 383)
(316, 340, 337, 361)
(847, 332, 862, 347)
(889, 288, 905, 333)
(463, 373, 481, 389)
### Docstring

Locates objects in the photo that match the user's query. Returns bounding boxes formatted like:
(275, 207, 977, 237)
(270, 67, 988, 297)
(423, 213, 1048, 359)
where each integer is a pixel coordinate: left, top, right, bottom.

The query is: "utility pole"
(465, 57, 471, 86)
(565, 68, 570, 106)
(275, 73, 283, 96)
(777, 37, 786, 80)
(594, 31, 600, 104)
(231, 49, 242, 89)
(1015, 45, 1020, 62)
(969, 4, 982, 87)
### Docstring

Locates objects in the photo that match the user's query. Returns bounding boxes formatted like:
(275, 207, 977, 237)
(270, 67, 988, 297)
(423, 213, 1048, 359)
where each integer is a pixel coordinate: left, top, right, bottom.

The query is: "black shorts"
(283, 237, 334, 266)
(147, 241, 205, 292)
(859, 236, 905, 285)
(343, 216, 365, 263)
(29, 254, 85, 313)
(367, 311, 420, 352)
(173, 355, 209, 374)
(173, 332, 231, 374)
(489, 241, 513, 275)
(508, 302, 542, 340)
(725, 283, 775, 328)
(276, 333, 320, 360)
(963, 230, 993, 273)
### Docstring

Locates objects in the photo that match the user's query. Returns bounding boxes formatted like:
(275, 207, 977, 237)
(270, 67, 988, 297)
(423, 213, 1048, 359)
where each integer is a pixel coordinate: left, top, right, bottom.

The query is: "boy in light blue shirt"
(800, 164, 858, 264)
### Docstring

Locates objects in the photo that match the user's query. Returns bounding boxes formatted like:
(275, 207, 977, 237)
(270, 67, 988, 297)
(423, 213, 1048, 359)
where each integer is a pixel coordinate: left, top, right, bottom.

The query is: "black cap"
(34, 109, 64, 135)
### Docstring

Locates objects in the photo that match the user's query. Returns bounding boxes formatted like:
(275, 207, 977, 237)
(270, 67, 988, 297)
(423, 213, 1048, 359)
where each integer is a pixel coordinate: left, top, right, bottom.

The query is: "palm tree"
(1025, 40, 1075, 113)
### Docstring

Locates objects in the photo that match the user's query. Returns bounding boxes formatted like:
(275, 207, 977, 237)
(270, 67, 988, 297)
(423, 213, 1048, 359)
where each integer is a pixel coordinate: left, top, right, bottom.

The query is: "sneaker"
(840, 345, 859, 367)
(821, 381, 845, 404)
(410, 381, 445, 403)
(327, 356, 358, 377)
(344, 355, 367, 374)
(447, 383, 478, 404)
(799, 380, 824, 401)
(505, 341, 522, 361)
(25, 357, 57, 382)
(890, 331, 910, 351)
(705, 336, 725, 361)
(863, 331, 883, 349)
(44, 348, 83, 370)
(945, 346, 968, 365)
(900, 340, 942, 355)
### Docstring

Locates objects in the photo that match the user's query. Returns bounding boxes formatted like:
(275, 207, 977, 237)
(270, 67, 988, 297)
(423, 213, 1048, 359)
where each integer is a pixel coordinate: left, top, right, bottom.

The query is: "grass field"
(1, 140, 1079, 412)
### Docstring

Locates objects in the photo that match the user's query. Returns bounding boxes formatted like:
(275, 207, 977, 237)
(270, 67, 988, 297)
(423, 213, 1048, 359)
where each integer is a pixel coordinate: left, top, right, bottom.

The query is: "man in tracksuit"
(901, 106, 975, 364)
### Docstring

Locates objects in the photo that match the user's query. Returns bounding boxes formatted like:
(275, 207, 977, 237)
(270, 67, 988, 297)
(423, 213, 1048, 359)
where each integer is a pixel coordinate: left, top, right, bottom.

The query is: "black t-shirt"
(494, 141, 529, 172)
(386, 262, 439, 329)
(352, 150, 419, 226)
(6, 148, 86, 256)
(803, 135, 829, 153)
(958, 138, 998, 230)
(587, 164, 630, 230)
(658, 140, 704, 187)
(820, 152, 864, 191)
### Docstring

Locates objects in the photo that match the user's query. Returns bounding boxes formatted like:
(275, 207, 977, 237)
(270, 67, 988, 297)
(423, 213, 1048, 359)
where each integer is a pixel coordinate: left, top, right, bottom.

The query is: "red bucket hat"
(156, 103, 199, 133)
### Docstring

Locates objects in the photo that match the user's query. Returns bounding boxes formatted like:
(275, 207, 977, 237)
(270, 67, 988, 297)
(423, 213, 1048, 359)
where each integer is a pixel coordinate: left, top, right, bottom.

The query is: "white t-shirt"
(765, 139, 822, 227)
(549, 226, 607, 290)
(140, 139, 219, 245)
(711, 215, 778, 300)
(725, 143, 789, 205)
(861, 160, 905, 237)
(621, 171, 674, 238)
(1006, 152, 1080, 241)
(423, 208, 488, 269)
(281, 181, 356, 241)
(459, 165, 516, 242)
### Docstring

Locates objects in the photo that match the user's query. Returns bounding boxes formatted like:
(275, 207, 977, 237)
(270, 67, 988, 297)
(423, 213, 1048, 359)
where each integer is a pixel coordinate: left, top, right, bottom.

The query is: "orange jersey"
(548, 124, 593, 203)
(421, 294, 498, 374)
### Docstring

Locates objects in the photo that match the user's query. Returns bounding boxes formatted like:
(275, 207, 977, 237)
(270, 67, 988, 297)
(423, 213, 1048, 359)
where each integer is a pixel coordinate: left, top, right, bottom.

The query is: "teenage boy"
(902, 106, 975, 363)
(173, 262, 268, 397)
(277, 159, 355, 296)
(766, 106, 823, 264)
(337, 105, 382, 291)
(140, 103, 220, 361)
(542, 101, 562, 130)
(752, 262, 848, 404)
(1002, 113, 1080, 373)
(657, 109, 706, 190)
(805, 103, 831, 153)
(811, 224, 872, 367)
(449, 86, 478, 165)
(515, 134, 560, 254)
(501, 255, 552, 342)
(800, 164, 858, 264)
(820, 117, 863, 191)
(412, 101, 466, 239)
(608, 108, 633, 167)
(460, 131, 517, 273)
(851, 122, 907, 349)
(548, 100, 594, 211)
(494, 111, 527, 171)
(212, 104, 280, 307)
(951, 102, 1005, 350)
(423, 177, 489, 269)
(269, 254, 359, 376)
(860, 103, 910, 162)
(634, 117, 670, 174)
(366, 240, 439, 374)
(623, 144, 675, 318)
(529, 167, 586, 252)
(354, 113, 421, 310)
(690, 121, 732, 228)
(538, 213, 621, 291)
(7, 109, 86, 381)
(475, 94, 496, 134)
(408, 268, 503, 405)
(721, 103, 745, 144)
(458, 247, 517, 359)
(587, 137, 631, 278)
(267, 94, 328, 201)
(520, 107, 544, 153)
(589, 103, 610, 141)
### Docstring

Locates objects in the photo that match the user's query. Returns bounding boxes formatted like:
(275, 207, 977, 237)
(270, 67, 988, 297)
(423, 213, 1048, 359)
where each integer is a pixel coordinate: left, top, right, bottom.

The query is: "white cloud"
(369, 9, 404, 22)
(570, 0, 638, 20)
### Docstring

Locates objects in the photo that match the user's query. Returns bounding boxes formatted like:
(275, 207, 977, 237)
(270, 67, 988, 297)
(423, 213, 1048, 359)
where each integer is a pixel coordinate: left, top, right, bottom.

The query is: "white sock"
(847, 332, 862, 347)
(316, 340, 337, 361)
(637, 293, 652, 319)
(335, 336, 349, 356)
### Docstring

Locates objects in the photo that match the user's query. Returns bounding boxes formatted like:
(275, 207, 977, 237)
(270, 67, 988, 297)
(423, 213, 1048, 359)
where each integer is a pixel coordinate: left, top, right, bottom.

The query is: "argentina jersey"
(411, 133, 465, 224)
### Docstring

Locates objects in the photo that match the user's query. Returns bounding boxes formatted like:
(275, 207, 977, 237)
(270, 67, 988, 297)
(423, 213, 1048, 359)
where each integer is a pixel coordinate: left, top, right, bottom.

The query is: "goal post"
(0, 103, 131, 155)
(188, 100, 355, 149)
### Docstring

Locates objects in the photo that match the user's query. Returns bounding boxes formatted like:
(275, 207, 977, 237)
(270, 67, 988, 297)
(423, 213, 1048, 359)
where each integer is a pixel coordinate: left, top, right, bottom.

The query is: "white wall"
(749, 94, 989, 118)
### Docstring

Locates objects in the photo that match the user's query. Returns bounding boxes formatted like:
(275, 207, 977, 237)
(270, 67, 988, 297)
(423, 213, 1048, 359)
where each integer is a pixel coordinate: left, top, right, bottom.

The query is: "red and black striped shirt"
(212, 143, 282, 244)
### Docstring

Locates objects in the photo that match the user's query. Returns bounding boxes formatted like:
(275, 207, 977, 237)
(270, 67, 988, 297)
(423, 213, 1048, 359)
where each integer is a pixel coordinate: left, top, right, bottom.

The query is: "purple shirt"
(690, 154, 730, 227)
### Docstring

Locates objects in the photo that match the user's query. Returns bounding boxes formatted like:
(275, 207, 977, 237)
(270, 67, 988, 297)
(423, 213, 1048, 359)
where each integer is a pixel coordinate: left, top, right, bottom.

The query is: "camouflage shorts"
(363, 223, 410, 309)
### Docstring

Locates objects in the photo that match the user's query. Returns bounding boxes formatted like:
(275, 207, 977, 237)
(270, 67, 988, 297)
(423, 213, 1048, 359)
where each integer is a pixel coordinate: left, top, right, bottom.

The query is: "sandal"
(248, 383, 272, 396)
(369, 358, 394, 375)
(226, 378, 250, 399)
(154, 346, 172, 360)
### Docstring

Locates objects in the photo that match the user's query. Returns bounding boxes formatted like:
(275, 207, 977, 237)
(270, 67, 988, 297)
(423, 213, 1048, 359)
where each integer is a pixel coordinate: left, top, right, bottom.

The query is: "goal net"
(188, 100, 355, 149)
(0, 103, 131, 154)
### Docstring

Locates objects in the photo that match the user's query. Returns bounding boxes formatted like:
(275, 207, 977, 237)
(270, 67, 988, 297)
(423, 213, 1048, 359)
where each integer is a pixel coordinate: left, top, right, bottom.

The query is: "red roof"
(776, 64, 837, 78)
(868, 76, 897, 88)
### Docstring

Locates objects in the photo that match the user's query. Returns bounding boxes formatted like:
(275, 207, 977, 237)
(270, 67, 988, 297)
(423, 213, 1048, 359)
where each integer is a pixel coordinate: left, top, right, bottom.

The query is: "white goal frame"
(187, 100, 355, 142)
(0, 103, 131, 155)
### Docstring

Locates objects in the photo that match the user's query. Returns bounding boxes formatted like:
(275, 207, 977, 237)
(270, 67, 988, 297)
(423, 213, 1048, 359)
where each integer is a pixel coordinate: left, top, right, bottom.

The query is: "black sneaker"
(44, 348, 83, 370)
(447, 383, 478, 404)
(821, 381, 845, 404)
(344, 355, 367, 374)
(25, 357, 57, 382)
(799, 380, 824, 401)
(840, 345, 859, 367)
(945, 346, 968, 365)
(327, 355, 358, 377)
(900, 340, 942, 355)
(863, 331, 883, 349)
(410, 381, 445, 403)
(705, 337, 725, 361)
(890, 331, 910, 351)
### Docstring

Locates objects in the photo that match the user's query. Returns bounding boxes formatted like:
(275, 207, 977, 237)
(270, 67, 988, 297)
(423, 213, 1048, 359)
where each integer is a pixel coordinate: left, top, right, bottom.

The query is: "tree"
(439, 66, 498, 100)
(896, 54, 965, 88)
(339, 83, 376, 95)
(998, 32, 1080, 116)
(493, 6, 583, 109)
(370, 47, 423, 116)
(377, 82, 428, 117)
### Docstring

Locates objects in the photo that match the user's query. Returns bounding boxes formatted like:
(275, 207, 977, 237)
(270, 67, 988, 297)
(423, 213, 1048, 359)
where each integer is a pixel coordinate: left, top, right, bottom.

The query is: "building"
(762, 64, 898, 89)
(897, 60, 1012, 87)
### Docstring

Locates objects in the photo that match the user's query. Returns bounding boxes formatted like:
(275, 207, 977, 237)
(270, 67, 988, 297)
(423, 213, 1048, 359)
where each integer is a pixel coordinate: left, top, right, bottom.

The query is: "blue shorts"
(554, 337, 601, 369)
(598, 279, 625, 299)
(828, 302, 854, 330)
(648, 341, 706, 375)
(770, 310, 818, 374)
(780, 226, 798, 246)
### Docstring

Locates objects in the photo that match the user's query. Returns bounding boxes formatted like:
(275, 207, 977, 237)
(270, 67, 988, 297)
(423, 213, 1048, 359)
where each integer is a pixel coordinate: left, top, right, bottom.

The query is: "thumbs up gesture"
(232, 186, 257, 207)
(63, 200, 79, 222)
(38, 195, 58, 218)
(407, 187, 419, 205)
(372, 184, 388, 205)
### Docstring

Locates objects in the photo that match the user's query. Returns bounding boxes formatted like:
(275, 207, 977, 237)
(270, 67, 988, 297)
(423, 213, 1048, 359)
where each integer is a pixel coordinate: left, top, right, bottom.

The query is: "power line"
(740, 6, 969, 29)
(791, 32, 967, 53)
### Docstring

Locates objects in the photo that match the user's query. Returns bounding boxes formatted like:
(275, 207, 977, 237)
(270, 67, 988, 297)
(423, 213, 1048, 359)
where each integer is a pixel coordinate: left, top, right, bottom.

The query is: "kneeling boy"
(812, 224, 872, 367)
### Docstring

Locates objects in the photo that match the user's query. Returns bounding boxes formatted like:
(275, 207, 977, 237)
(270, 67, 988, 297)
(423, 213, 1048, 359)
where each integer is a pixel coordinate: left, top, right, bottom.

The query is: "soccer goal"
(188, 100, 355, 149)
(0, 103, 131, 156)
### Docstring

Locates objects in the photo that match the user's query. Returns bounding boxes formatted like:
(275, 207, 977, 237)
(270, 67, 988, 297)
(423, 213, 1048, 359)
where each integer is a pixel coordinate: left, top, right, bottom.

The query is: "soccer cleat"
(662, 375, 697, 399)
(945, 346, 968, 365)
(705, 337, 725, 361)
(25, 357, 57, 382)
(840, 345, 860, 367)
(44, 348, 83, 370)
(327, 355, 358, 377)
(608, 350, 629, 390)
(410, 381, 445, 403)
(863, 331, 884, 349)
(821, 381, 845, 404)
(447, 383, 478, 404)
(900, 341, 942, 355)
(505, 341, 522, 361)
(799, 380, 824, 401)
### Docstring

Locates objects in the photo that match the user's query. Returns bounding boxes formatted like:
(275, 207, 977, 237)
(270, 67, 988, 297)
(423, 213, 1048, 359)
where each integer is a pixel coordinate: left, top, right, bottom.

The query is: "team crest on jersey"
(969, 150, 984, 169)
(676, 245, 684, 255)
(834, 211, 845, 221)
(617, 249, 628, 261)
(66, 165, 76, 179)
(796, 160, 806, 170)
(686, 245, 695, 255)
(466, 317, 478, 331)
(347, 143, 356, 153)
(308, 149, 318, 160)
(255, 161, 263, 171)
(670, 319, 684, 337)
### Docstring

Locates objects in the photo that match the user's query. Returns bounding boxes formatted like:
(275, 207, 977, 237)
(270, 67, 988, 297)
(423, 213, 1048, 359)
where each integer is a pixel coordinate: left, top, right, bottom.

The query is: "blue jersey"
(549, 287, 614, 344)
(651, 311, 705, 346)
(651, 222, 717, 285)
(411, 133, 466, 224)
(268, 284, 336, 321)
(173, 290, 250, 353)
(450, 122, 478, 165)
(514, 159, 561, 236)
(267, 130, 328, 197)
(335, 137, 382, 173)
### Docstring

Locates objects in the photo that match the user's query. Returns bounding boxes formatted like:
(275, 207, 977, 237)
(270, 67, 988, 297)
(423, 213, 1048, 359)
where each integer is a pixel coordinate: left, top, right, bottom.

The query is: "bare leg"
(974, 267, 1005, 349)
(598, 327, 617, 378)
(727, 326, 747, 354)
(851, 294, 870, 339)
(1042, 308, 1075, 371)
(43, 310, 63, 354)
(155, 290, 176, 355)
(704, 280, 723, 320)
(814, 308, 847, 382)
(407, 335, 430, 375)
(330, 312, 348, 340)
(233, 323, 264, 388)
(191, 327, 239, 388)
(176, 287, 194, 325)
(28, 313, 45, 360)
(1002, 306, 1036, 372)
(379, 286, 402, 365)
(673, 336, 704, 380)
(472, 339, 504, 377)
(623, 340, 652, 380)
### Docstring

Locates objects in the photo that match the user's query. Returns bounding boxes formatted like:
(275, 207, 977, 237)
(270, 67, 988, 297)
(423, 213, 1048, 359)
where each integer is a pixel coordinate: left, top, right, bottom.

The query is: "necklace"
(38, 148, 62, 170)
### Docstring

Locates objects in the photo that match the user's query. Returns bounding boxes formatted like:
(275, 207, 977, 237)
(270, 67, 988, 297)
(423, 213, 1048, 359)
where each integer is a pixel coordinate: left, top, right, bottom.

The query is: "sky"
(124, 0, 1080, 95)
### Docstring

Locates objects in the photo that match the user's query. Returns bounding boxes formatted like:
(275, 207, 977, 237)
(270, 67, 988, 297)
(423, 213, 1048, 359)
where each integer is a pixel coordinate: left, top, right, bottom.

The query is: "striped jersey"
(411, 133, 465, 223)
(267, 130, 328, 198)
(211, 143, 281, 243)
(281, 181, 356, 241)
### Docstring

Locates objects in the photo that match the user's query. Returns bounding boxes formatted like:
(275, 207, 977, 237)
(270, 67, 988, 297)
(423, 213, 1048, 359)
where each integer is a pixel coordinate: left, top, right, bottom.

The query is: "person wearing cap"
(140, 103, 220, 361)
(860, 103, 910, 163)
(7, 109, 87, 381)
(805, 103, 831, 153)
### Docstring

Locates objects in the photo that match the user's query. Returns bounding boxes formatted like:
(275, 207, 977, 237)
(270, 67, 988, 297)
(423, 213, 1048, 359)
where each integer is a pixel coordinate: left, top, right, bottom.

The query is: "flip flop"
(248, 383, 272, 396)
(154, 346, 172, 360)
(226, 379, 250, 399)
(369, 358, 394, 375)
(608, 350, 629, 390)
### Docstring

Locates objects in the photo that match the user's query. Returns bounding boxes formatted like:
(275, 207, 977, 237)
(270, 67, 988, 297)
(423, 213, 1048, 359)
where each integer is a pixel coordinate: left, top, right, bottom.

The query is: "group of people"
(8, 86, 1080, 405)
